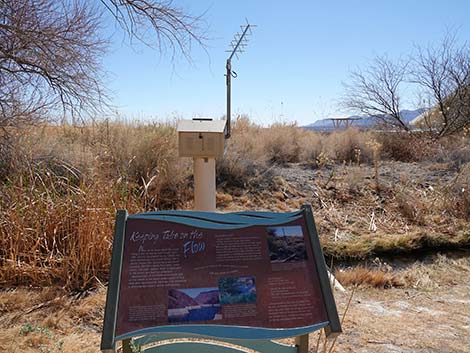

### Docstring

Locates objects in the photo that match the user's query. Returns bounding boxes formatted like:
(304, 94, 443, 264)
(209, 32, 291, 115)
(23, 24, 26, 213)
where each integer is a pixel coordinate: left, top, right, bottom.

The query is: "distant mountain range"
(302, 109, 426, 131)
(168, 288, 219, 309)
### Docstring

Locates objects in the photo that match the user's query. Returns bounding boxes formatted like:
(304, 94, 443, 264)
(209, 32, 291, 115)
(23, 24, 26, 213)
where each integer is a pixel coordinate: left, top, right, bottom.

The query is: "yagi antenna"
(225, 20, 256, 138)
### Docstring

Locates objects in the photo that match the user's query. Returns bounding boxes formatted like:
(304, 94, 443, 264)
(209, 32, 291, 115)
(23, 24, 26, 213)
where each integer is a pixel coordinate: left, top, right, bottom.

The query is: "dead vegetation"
(0, 287, 104, 353)
(335, 267, 403, 289)
(0, 253, 468, 352)
(1, 118, 469, 290)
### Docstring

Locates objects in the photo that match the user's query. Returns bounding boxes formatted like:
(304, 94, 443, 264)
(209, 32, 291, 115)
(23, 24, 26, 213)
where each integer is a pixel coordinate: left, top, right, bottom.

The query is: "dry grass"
(442, 163, 470, 220)
(0, 121, 191, 290)
(0, 287, 104, 353)
(335, 267, 403, 288)
(226, 116, 376, 166)
(0, 172, 118, 289)
(399, 252, 470, 290)
(395, 191, 427, 225)
(378, 131, 470, 165)
(333, 253, 470, 292)
(1, 117, 469, 290)
(322, 228, 469, 260)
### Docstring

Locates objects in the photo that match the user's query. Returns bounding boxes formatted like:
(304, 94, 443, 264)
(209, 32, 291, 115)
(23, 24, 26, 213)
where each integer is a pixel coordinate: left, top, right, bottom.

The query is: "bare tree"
(0, 0, 206, 131)
(0, 0, 107, 126)
(342, 56, 410, 130)
(411, 35, 470, 137)
(342, 33, 470, 137)
(101, 0, 206, 60)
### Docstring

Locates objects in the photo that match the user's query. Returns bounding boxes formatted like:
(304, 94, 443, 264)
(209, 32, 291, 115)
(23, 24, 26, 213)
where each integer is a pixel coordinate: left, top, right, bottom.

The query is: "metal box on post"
(177, 118, 226, 158)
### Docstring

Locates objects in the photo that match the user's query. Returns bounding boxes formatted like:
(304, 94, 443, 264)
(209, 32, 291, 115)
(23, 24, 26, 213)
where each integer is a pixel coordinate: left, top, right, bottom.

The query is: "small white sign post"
(193, 157, 216, 211)
(177, 118, 226, 211)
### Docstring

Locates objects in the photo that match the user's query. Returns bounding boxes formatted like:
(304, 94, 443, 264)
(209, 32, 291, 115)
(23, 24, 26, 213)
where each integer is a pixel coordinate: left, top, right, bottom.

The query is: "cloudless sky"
(102, 0, 470, 125)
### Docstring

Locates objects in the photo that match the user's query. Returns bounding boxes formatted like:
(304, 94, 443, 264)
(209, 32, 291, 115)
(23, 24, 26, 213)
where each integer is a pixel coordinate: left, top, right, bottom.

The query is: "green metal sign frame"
(101, 205, 341, 353)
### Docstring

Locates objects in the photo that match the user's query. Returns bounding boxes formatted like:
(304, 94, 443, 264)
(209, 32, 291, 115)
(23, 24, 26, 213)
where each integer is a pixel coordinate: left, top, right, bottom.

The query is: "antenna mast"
(225, 20, 256, 138)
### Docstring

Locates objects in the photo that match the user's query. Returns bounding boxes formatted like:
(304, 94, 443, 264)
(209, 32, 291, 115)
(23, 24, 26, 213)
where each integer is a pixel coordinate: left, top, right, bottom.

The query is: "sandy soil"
(0, 254, 468, 353)
(333, 272, 470, 352)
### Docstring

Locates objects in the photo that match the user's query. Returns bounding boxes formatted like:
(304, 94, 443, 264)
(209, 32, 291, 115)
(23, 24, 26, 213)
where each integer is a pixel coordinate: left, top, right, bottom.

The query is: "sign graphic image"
(218, 276, 256, 305)
(267, 226, 307, 263)
(168, 287, 221, 323)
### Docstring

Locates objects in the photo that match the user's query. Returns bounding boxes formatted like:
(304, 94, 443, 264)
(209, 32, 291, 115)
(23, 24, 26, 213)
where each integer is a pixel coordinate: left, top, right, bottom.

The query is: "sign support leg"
(193, 157, 216, 211)
(295, 334, 309, 353)
(122, 338, 132, 353)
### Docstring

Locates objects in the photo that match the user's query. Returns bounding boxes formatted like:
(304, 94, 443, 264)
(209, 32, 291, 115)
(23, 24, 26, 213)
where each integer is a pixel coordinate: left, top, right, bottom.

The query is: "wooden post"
(295, 334, 309, 353)
(122, 339, 132, 353)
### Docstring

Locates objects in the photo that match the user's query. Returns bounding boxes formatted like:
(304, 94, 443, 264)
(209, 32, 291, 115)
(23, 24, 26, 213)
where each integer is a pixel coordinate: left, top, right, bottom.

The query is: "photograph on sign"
(218, 276, 257, 305)
(267, 226, 308, 263)
(168, 287, 221, 323)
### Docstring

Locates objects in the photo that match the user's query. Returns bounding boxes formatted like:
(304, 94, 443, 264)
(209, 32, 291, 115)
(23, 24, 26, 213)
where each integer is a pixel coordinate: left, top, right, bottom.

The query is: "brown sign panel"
(113, 209, 333, 338)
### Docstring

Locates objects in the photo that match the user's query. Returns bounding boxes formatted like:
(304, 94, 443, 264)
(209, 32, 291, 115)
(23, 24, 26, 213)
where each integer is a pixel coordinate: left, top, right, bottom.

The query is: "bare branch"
(0, 0, 108, 126)
(100, 0, 207, 61)
(0, 0, 208, 134)
(342, 56, 410, 131)
(411, 33, 470, 137)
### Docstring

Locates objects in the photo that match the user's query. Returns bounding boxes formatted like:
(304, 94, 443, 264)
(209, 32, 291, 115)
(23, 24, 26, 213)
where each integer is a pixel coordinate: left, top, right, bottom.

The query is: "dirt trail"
(333, 280, 470, 352)
(275, 253, 470, 353)
(0, 254, 468, 352)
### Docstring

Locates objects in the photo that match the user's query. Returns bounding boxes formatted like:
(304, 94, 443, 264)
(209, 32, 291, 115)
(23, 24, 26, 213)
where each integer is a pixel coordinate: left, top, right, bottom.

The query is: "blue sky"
(102, 0, 470, 125)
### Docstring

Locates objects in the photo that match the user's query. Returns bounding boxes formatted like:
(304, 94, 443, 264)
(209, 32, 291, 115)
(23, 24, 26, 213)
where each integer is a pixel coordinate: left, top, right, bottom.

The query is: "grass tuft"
(335, 267, 403, 288)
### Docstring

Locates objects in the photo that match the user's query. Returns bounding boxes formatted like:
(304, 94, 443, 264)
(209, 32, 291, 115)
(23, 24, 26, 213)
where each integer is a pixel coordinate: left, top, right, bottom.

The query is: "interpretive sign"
(101, 205, 341, 353)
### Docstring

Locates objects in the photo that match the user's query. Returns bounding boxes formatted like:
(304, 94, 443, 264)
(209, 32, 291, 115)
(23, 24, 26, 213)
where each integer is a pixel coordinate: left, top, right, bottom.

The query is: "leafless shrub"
(429, 134, 470, 167)
(342, 56, 410, 130)
(216, 116, 271, 189)
(395, 190, 427, 225)
(225, 115, 267, 165)
(217, 155, 270, 190)
(261, 123, 305, 165)
(366, 138, 382, 191)
(83, 120, 192, 210)
(298, 132, 325, 163)
(378, 132, 433, 162)
(324, 128, 374, 163)
(342, 32, 470, 137)
(441, 163, 470, 220)
(344, 166, 366, 194)
(446, 143, 470, 166)
(411, 34, 470, 137)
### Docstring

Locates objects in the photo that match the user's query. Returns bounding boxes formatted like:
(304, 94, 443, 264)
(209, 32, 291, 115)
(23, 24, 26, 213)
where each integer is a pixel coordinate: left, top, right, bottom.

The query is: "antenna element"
(225, 20, 256, 138)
